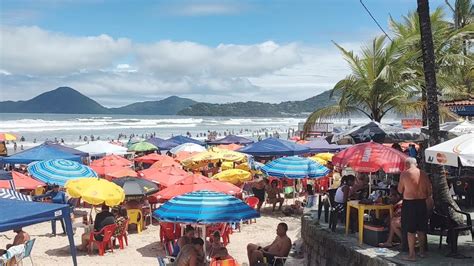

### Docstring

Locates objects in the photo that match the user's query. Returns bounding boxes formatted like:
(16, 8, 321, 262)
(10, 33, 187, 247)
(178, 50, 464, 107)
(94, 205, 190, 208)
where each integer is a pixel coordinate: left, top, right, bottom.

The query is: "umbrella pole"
(369, 173, 372, 195)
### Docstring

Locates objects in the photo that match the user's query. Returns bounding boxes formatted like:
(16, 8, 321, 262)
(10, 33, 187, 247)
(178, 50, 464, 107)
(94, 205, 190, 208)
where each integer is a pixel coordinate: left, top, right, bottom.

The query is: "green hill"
(110, 96, 197, 115)
(178, 90, 339, 117)
(0, 87, 111, 114)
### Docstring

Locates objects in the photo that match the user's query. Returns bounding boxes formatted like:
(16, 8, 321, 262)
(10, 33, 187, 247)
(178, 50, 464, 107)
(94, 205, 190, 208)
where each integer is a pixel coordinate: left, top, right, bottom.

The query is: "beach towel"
(0, 244, 25, 265)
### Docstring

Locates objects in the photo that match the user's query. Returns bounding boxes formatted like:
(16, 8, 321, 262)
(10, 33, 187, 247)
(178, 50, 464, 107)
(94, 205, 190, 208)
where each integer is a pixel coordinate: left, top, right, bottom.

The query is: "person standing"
(397, 157, 432, 261)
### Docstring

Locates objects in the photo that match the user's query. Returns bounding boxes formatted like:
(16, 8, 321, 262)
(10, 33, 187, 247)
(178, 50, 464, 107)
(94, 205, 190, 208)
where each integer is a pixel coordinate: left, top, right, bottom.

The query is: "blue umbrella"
(28, 159, 97, 186)
(153, 190, 260, 224)
(261, 156, 330, 179)
(169, 135, 204, 146)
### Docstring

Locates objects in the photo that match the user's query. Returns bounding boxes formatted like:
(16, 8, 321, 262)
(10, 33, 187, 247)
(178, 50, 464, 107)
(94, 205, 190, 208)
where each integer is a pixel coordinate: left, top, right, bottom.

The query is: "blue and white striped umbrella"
(261, 156, 330, 179)
(153, 190, 260, 224)
(0, 188, 32, 201)
(28, 159, 97, 186)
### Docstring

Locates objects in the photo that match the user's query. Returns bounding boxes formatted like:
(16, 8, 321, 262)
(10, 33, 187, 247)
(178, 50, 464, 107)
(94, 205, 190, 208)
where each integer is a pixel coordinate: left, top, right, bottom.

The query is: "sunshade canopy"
(75, 140, 128, 156)
(145, 137, 165, 147)
(332, 142, 408, 173)
(28, 159, 97, 186)
(425, 133, 474, 167)
(44, 141, 89, 157)
(169, 135, 204, 146)
(212, 169, 252, 185)
(238, 137, 310, 156)
(0, 171, 45, 190)
(139, 166, 189, 187)
(153, 190, 260, 224)
(0, 188, 32, 201)
(261, 156, 330, 179)
(170, 143, 206, 154)
(0, 198, 77, 266)
(1, 143, 82, 164)
(66, 178, 125, 206)
(135, 153, 175, 165)
(208, 135, 254, 145)
(128, 142, 158, 152)
(112, 176, 159, 198)
(302, 138, 347, 153)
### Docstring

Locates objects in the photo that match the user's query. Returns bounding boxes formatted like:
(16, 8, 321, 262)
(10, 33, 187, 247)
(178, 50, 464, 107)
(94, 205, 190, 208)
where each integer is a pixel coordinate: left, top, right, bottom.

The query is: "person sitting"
(266, 180, 284, 212)
(212, 247, 234, 261)
(172, 226, 195, 257)
(349, 174, 369, 200)
(207, 231, 223, 258)
(174, 237, 205, 266)
(247, 222, 292, 266)
(113, 207, 128, 238)
(0, 228, 30, 256)
(379, 197, 403, 248)
(251, 176, 266, 212)
(79, 204, 115, 251)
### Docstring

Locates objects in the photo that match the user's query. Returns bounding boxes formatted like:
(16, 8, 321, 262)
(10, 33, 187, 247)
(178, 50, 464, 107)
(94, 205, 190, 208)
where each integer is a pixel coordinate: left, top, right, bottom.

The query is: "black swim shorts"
(401, 199, 428, 233)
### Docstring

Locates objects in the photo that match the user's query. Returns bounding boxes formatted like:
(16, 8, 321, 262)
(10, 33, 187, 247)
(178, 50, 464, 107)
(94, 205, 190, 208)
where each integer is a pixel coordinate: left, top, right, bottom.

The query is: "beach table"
(345, 200, 393, 245)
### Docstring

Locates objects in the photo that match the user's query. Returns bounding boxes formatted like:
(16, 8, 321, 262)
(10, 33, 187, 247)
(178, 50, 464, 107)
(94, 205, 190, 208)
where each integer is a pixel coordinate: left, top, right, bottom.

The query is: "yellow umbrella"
(212, 169, 252, 185)
(182, 148, 247, 168)
(315, 152, 334, 161)
(65, 178, 125, 207)
(309, 156, 328, 165)
(0, 133, 17, 141)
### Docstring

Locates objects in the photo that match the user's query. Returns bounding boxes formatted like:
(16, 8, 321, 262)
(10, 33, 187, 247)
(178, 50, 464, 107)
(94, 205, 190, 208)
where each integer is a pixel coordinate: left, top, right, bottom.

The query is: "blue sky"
(1, 0, 449, 106)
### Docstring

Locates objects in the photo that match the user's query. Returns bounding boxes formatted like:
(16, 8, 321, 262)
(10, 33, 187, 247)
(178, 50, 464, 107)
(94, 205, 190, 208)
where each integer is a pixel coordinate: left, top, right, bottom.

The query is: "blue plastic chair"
(18, 238, 35, 265)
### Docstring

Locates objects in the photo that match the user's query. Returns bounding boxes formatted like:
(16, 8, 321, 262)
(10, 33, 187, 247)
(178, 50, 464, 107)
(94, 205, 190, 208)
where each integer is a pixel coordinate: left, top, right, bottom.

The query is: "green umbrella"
(128, 141, 158, 152)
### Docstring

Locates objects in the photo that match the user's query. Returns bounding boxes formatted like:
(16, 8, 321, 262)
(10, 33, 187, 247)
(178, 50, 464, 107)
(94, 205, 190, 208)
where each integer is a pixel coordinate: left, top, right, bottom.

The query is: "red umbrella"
(0, 171, 45, 190)
(135, 153, 175, 165)
(156, 174, 242, 200)
(139, 166, 189, 187)
(90, 155, 132, 176)
(332, 142, 408, 173)
(105, 167, 138, 180)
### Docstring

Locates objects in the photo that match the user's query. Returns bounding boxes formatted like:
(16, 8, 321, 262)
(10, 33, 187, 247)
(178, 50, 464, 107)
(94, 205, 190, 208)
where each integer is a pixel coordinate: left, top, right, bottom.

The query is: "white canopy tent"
(425, 134, 474, 167)
(75, 141, 128, 156)
(169, 143, 206, 154)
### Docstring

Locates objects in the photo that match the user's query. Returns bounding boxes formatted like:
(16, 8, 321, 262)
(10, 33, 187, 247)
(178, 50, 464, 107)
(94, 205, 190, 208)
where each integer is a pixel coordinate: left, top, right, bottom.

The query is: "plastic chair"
(245, 197, 259, 224)
(127, 209, 143, 233)
(89, 224, 117, 256)
(220, 223, 231, 246)
(16, 238, 35, 266)
(114, 219, 129, 249)
(159, 222, 181, 243)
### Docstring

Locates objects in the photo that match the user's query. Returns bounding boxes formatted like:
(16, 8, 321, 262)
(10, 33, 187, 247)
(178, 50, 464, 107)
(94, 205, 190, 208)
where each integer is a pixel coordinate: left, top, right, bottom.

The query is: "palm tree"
(303, 36, 418, 133)
(417, 0, 463, 224)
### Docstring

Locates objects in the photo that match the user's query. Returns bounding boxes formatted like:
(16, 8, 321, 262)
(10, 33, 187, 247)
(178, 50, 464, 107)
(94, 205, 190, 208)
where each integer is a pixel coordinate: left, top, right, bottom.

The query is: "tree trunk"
(417, 0, 463, 223)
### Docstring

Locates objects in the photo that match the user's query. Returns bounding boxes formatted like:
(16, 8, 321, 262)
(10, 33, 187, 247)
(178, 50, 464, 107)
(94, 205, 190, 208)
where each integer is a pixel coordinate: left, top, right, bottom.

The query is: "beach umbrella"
(216, 144, 243, 151)
(261, 156, 330, 179)
(65, 178, 125, 207)
(169, 135, 204, 146)
(302, 138, 347, 153)
(139, 166, 189, 187)
(309, 156, 328, 166)
(150, 160, 183, 169)
(208, 135, 254, 145)
(0, 171, 45, 190)
(105, 167, 137, 180)
(153, 190, 260, 224)
(75, 141, 128, 156)
(332, 142, 408, 173)
(0, 188, 32, 201)
(314, 152, 334, 162)
(212, 169, 252, 185)
(170, 143, 206, 154)
(90, 155, 132, 176)
(155, 139, 181, 150)
(425, 133, 474, 167)
(135, 153, 174, 165)
(128, 142, 158, 152)
(28, 159, 97, 186)
(239, 137, 310, 156)
(174, 151, 199, 162)
(0, 170, 15, 189)
(0, 133, 17, 141)
(439, 121, 474, 137)
(181, 149, 246, 169)
(145, 137, 165, 147)
(112, 176, 159, 199)
(156, 174, 241, 200)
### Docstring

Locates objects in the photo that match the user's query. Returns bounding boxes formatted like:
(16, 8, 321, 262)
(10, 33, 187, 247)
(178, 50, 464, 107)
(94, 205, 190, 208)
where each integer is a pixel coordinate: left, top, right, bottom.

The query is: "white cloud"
(0, 26, 131, 75)
(160, 1, 247, 16)
(0, 25, 354, 105)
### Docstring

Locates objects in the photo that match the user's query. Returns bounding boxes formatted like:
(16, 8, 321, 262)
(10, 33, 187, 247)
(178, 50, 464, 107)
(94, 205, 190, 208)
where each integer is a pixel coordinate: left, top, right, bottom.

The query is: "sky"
(0, 0, 449, 107)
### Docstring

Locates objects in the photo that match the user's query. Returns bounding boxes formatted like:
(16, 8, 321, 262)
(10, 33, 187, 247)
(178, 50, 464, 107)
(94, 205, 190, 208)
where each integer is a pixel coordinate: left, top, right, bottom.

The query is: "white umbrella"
(440, 121, 474, 136)
(425, 133, 474, 167)
(170, 143, 206, 154)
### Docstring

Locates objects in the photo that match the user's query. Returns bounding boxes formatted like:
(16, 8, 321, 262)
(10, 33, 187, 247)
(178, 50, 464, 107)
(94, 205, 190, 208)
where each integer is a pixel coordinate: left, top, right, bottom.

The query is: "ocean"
(0, 113, 400, 151)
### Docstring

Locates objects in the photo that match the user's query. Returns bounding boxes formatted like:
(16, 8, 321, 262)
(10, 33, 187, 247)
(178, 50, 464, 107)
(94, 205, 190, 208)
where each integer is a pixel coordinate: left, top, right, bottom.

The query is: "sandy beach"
(0, 207, 303, 266)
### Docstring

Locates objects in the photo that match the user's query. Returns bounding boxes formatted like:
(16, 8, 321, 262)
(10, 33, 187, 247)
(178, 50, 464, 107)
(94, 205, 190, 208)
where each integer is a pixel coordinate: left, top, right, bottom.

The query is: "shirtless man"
(0, 228, 30, 255)
(267, 180, 284, 212)
(247, 222, 292, 266)
(398, 157, 432, 261)
(251, 176, 266, 212)
(174, 238, 205, 266)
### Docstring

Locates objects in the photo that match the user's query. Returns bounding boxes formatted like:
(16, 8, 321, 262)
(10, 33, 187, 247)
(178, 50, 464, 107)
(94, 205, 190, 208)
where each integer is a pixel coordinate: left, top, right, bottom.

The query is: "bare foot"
(402, 255, 416, 261)
(378, 242, 393, 248)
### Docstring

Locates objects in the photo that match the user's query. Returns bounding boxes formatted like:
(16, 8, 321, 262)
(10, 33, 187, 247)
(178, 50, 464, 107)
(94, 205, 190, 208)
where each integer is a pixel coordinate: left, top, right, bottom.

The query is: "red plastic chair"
(159, 222, 181, 243)
(245, 197, 259, 224)
(114, 219, 129, 249)
(210, 258, 239, 266)
(89, 224, 117, 256)
(220, 223, 232, 246)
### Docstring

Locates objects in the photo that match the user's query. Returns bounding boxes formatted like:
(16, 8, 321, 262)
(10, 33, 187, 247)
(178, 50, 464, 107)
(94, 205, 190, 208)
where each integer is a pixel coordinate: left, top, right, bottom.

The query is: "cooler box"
(363, 225, 388, 246)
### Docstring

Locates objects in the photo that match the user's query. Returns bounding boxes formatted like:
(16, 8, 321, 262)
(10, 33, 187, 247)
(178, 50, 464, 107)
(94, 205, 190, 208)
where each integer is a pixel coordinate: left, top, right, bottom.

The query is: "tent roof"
(44, 141, 88, 156)
(303, 138, 346, 153)
(238, 137, 310, 156)
(169, 135, 204, 145)
(0, 143, 82, 164)
(208, 135, 254, 145)
(75, 141, 128, 155)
